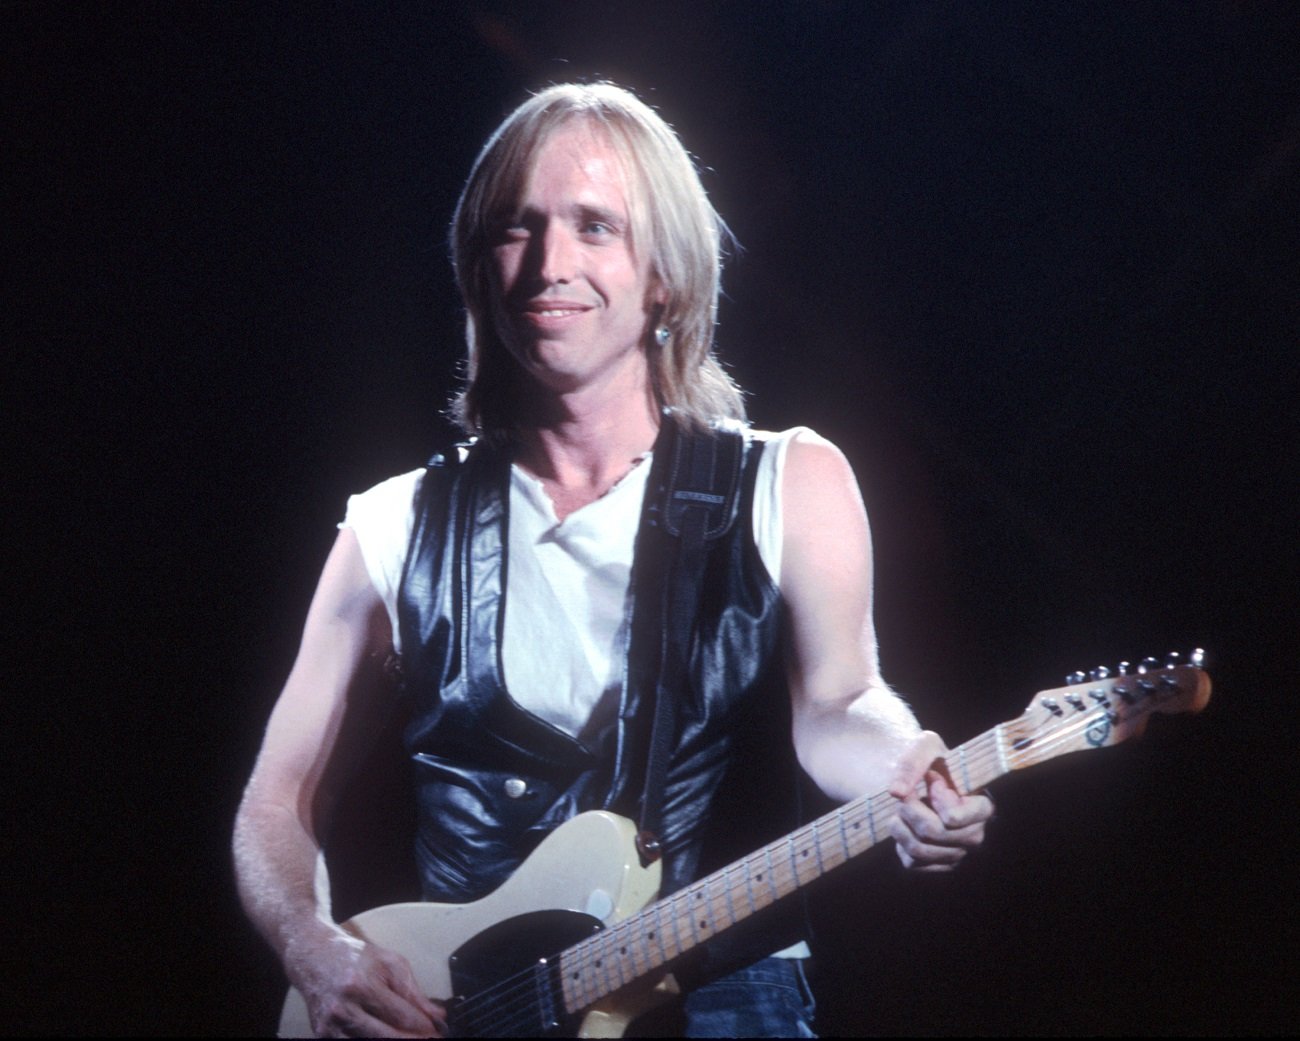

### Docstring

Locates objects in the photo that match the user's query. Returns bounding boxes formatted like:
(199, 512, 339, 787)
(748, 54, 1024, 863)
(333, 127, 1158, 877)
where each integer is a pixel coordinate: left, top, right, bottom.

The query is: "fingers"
(378, 950, 447, 1034)
(890, 754, 996, 872)
(926, 772, 996, 829)
(317, 1003, 438, 1039)
(891, 794, 985, 870)
(308, 946, 445, 1038)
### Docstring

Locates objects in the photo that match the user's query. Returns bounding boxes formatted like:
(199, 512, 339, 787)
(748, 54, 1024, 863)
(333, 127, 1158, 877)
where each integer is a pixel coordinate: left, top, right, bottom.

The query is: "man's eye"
(582, 221, 611, 236)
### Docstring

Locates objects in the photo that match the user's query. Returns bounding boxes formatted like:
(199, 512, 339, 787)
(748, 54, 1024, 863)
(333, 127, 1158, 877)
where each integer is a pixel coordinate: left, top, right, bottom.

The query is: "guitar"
(280, 652, 1211, 1038)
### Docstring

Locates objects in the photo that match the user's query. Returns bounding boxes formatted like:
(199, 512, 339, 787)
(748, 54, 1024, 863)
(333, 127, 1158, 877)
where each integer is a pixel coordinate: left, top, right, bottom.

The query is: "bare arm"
(780, 432, 992, 869)
(233, 529, 443, 1036)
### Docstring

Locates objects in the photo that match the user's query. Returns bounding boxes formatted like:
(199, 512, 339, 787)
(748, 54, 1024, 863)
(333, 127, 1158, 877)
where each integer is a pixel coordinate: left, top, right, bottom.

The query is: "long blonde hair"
(449, 83, 745, 441)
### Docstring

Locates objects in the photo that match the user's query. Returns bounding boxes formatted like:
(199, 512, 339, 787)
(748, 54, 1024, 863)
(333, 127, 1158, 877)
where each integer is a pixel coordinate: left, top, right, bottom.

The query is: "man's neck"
(515, 382, 660, 522)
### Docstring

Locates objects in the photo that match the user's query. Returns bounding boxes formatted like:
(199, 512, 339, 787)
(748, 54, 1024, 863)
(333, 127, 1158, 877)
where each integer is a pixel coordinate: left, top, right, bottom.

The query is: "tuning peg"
(1137, 656, 1160, 674)
(1066, 670, 1086, 685)
(1116, 661, 1132, 676)
(1164, 651, 1181, 668)
(1089, 666, 1112, 681)
(1189, 648, 1206, 669)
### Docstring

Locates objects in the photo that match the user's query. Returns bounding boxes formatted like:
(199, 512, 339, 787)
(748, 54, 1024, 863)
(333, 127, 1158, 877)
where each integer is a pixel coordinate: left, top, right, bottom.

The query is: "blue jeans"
(682, 957, 817, 1038)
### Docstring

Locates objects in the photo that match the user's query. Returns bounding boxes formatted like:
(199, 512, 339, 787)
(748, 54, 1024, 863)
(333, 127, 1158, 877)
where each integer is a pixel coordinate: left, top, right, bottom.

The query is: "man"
(234, 82, 993, 1038)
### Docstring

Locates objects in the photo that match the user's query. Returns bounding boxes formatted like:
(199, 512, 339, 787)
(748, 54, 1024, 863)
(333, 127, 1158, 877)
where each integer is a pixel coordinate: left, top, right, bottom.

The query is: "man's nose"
(537, 222, 576, 284)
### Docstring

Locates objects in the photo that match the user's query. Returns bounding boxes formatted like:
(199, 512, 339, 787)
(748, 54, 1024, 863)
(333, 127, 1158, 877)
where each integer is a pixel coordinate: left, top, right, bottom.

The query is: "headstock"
(999, 649, 1212, 771)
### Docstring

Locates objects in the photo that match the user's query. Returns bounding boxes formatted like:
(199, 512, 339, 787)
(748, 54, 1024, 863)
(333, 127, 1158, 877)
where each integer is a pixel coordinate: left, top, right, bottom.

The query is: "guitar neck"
(555, 727, 1004, 1013)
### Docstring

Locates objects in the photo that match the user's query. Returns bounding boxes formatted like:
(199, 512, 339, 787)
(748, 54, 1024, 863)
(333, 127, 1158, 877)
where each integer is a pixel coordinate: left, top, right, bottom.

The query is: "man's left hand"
(887, 730, 994, 871)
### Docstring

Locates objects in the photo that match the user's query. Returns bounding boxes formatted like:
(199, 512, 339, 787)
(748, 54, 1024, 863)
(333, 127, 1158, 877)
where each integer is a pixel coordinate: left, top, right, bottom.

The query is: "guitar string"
(447, 689, 1177, 1033)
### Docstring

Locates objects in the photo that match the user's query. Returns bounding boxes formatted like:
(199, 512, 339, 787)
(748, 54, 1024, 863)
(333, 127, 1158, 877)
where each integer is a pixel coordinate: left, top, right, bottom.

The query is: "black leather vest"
(395, 422, 799, 953)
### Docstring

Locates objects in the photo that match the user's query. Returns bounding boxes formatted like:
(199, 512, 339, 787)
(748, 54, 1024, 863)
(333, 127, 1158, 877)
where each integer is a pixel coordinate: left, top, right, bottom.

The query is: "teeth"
(539, 309, 576, 316)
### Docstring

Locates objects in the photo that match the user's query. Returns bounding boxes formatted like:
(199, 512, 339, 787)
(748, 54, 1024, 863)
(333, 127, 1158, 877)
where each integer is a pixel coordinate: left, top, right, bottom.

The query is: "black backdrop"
(7, 2, 1296, 1035)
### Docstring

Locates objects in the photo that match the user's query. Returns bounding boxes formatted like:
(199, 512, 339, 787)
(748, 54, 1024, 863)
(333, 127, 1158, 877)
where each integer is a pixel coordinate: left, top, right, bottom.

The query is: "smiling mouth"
(515, 302, 593, 328)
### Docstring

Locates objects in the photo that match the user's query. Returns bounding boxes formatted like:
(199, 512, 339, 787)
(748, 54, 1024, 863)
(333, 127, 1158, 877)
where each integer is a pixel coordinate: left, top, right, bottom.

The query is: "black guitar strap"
(635, 418, 745, 865)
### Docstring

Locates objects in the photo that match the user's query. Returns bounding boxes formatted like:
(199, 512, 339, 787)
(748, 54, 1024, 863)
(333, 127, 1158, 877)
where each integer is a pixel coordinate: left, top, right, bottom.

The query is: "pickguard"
(446, 910, 604, 1037)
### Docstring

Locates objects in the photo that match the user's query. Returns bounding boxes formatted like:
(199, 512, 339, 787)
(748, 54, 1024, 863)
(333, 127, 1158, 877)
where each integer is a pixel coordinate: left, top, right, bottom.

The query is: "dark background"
(6, 1, 1296, 1035)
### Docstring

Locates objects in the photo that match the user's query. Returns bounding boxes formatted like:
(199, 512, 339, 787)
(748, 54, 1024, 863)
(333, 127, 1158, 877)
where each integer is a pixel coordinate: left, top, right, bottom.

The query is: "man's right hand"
(288, 929, 446, 1038)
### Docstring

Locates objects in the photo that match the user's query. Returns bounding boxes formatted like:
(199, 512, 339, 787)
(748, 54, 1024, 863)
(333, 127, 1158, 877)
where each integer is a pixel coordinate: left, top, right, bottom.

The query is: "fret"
(832, 816, 852, 873)
(591, 934, 611, 1003)
(763, 846, 778, 904)
(791, 832, 805, 886)
(558, 949, 576, 1012)
(612, 920, 639, 982)
(844, 802, 866, 855)
(793, 830, 814, 884)
(595, 933, 615, 995)
(866, 796, 878, 844)
(645, 900, 668, 969)
(721, 865, 738, 930)
(600, 929, 626, 992)
(582, 940, 599, 1010)
(658, 897, 676, 963)
(743, 855, 758, 917)
(634, 917, 651, 978)
(566, 944, 591, 1011)
(837, 807, 851, 861)
(689, 885, 710, 944)
(665, 894, 686, 956)
(676, 888, 696, 956)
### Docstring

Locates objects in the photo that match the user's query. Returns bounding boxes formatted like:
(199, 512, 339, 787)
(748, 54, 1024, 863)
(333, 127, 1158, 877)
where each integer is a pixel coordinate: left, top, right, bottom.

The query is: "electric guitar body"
(279, 811, 668, 1038)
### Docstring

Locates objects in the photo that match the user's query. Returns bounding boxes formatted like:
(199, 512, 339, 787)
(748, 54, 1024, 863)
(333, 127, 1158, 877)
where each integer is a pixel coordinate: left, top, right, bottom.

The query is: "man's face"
(489, 122, 658, 399)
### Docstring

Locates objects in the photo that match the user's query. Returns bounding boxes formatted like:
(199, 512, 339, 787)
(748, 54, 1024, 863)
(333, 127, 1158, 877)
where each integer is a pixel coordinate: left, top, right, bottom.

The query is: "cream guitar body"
(279, 811, 668, 1038)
